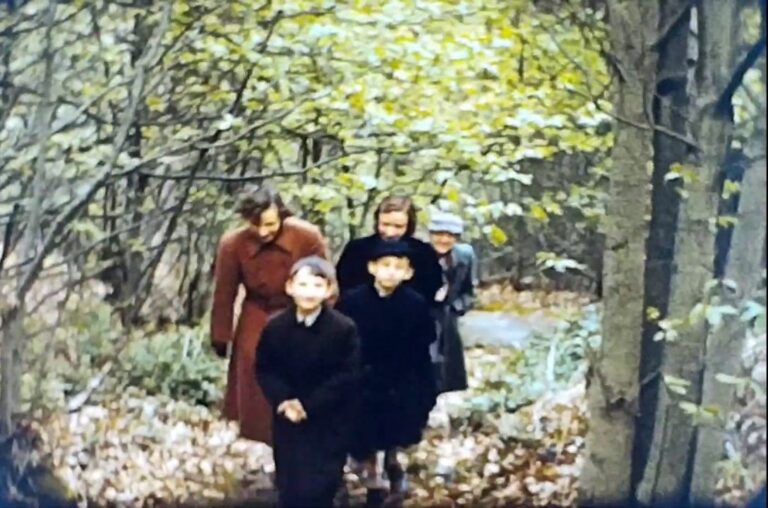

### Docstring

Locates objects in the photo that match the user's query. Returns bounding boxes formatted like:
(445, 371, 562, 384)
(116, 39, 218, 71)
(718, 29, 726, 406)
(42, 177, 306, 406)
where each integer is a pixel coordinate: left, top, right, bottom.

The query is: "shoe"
(389, 474, 409, 496)
(365, 487, 388, 508)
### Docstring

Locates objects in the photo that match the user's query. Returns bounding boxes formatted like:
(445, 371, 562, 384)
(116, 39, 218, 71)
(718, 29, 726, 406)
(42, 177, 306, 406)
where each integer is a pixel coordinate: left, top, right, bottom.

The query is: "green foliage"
(23, 301, 225, 412)
(117, 323, 225, 407)
(446, 305, 599, 427)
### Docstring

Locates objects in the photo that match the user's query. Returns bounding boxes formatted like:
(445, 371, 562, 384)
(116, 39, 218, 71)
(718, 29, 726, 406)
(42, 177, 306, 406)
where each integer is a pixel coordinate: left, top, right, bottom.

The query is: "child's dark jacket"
(336, 284, 437, 457)
(255, 306, 360, 502)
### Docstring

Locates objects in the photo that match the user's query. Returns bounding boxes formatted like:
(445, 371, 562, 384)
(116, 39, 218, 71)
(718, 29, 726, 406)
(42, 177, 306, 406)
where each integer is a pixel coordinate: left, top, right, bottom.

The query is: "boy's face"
(430, 231, 458, 255)
(367, 255, 413, 291)
(285, 267, 333, 312)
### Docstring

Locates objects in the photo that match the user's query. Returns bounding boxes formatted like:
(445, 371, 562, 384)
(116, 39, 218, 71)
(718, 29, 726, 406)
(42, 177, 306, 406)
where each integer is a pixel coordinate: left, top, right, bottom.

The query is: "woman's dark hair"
(373, 195, 418, 237)
(289, 256, 337, 282)
(235, 184, 293, 222)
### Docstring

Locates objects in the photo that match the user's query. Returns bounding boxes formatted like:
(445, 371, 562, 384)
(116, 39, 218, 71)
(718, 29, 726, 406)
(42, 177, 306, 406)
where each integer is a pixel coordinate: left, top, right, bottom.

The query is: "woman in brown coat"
(210, 185, 328, 444)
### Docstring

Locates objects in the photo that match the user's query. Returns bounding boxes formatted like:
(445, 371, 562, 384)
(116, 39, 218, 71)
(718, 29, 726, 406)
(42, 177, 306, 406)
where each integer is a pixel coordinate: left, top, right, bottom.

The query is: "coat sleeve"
(300, 322, 360, 417)
(335, 241, 358, 294)
(303, 225, 330, 260)
(255, 324, 294, 406)
(420, 244, 444, 302)
(413, 298, 438, 408)
(468, 244, 479, 287)
(415, 297, 438, 347)
(210, 234, 240, 346)
(459, 245, 477, 312)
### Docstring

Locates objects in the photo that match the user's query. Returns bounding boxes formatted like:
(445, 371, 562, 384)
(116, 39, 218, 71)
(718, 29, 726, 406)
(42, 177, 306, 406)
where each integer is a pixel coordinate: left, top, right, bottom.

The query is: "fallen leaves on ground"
(38, 347, 588, 507)
(39, 387, 274, 506)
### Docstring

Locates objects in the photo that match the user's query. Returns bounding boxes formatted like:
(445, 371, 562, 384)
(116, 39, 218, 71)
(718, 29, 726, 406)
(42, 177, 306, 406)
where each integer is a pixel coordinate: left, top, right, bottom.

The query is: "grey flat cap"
(428, 211, 464, 234)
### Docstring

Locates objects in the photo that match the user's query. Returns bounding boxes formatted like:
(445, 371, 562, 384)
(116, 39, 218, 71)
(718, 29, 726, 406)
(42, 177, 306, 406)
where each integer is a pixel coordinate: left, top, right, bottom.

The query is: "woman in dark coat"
(336, 195, 443, 302)
(428, 212, 476, 394)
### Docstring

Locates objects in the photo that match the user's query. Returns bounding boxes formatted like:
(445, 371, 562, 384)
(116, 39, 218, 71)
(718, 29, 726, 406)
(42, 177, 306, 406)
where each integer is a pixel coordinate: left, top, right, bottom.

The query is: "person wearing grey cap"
(428, 211, 477, 394)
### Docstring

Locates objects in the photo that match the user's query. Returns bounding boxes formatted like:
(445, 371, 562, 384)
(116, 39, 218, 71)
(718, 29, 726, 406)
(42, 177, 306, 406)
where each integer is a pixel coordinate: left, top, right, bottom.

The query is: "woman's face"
(430, 231, 457, 255)
(377, 211, 409, 241)
(249, 205, 282, 243)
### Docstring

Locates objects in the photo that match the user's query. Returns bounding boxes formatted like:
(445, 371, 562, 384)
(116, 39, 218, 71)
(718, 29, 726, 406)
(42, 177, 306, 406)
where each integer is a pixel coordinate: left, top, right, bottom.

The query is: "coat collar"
(438, 248, 466, 268)
(243, 220, 294, 257)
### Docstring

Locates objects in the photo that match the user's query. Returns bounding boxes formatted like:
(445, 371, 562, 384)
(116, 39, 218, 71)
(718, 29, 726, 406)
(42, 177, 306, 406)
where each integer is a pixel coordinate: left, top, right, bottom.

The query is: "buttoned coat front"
(210, 216, 327, 444)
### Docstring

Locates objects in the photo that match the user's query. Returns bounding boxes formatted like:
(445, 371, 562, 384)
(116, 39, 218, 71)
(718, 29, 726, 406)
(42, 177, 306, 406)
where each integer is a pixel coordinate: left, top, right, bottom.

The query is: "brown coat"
(210, 216, 328, 444)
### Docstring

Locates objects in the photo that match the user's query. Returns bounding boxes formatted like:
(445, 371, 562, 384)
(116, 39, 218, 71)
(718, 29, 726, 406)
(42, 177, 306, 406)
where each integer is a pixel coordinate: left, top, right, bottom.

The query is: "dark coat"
(432, 243, 476, 394)
(336, 285, 437, 458)
(255, 306, 360, 508)
(336, 234, 443, 302)
(210, 217, 328, 444)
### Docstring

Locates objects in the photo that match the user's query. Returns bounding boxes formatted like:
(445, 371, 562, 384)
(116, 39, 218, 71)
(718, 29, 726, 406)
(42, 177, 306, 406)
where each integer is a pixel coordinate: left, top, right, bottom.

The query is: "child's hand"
(277, 399, 307, 423)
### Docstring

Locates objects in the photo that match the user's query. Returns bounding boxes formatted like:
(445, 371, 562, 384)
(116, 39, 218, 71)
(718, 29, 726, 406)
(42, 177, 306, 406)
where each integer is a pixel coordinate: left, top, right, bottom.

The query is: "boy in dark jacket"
(255, 256, 360, 508)
(336, 240, 438, 501)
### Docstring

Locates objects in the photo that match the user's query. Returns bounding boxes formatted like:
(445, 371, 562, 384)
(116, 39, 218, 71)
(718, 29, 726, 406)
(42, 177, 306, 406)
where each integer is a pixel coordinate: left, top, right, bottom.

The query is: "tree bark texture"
(636, 0, 692, 490)
(637, 1, 740, 504)
(690, 54, 767, 504)
(579, 1, 657, 504)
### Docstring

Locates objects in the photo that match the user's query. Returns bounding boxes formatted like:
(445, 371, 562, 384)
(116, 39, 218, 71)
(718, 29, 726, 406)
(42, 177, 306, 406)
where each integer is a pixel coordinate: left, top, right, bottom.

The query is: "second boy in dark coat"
(336, 240, 437, 497)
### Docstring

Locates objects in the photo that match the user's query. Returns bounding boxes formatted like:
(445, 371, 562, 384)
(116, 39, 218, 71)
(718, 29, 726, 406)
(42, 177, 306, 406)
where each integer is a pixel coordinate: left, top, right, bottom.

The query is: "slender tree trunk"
(578, 1, 657, 504)
(690, 54, 767, 504)
(637, 1, 740, 504)
(635, 0, 692, 490)
(0, 1, 57, 438)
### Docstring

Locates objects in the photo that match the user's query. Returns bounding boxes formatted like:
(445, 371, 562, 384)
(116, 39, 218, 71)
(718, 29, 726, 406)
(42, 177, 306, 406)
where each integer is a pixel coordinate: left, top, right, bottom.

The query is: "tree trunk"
(636, 0, 692, 490)
(0, 1, 57, 438)
(578, 1, 657, 504)
(690, 54, 767, 504)
(637, 1, 740, 504)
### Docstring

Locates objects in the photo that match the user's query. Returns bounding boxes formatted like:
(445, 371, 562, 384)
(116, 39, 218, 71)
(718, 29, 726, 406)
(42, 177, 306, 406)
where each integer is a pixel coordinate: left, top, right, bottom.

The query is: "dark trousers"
(384, 448, 403, 481)
(278, 490, 337, 508)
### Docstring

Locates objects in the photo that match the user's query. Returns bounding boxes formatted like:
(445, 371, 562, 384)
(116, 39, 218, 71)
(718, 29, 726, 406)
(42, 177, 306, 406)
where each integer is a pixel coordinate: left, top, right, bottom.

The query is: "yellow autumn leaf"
(489, 225, 508, 247)
(529, 203, 549, 222)
(146, 96, 164, 112)
(348, 92, 366, 112)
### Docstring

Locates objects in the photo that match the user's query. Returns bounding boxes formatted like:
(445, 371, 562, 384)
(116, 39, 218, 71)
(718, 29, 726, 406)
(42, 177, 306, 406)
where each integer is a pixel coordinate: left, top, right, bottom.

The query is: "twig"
(66, 361, 114, 413)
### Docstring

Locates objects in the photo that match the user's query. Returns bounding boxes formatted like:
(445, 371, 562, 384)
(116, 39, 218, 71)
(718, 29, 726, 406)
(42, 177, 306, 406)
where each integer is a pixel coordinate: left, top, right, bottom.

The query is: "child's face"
(430, 231, 458, 255)
(285, 267, 333, 312)
(367, 256, 413, 291)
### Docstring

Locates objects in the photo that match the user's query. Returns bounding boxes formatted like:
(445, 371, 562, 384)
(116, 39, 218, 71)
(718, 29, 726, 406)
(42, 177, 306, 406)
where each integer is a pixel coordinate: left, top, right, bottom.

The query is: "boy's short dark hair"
(368, 240, 413, 264)
(289, 256, 337, 282)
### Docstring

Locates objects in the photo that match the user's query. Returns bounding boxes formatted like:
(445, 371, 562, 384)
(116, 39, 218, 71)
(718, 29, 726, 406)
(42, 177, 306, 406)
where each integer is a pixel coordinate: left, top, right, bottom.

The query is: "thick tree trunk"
(636, 0, 692, 490)
(578, 1, 657, 504)
(690, 55, 767, 504)
(637, 2, 740, 504)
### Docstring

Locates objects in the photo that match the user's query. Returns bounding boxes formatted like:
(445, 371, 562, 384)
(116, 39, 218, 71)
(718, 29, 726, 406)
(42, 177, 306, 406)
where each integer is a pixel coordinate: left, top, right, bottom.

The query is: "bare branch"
(16, 1, 174, 301)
